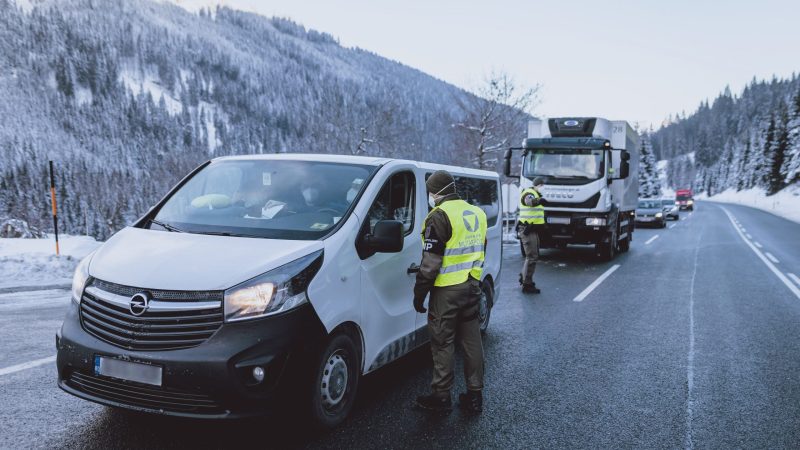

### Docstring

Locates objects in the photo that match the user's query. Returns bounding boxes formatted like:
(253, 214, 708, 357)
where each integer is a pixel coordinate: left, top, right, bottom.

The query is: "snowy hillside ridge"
(0, 235, 101, 289)
(0, 0, 526, 240)
(698, 184, 800, 224)
(652, 77, 800, 197)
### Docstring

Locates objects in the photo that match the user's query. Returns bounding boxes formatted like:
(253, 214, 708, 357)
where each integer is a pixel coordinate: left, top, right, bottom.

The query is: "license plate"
(95, 356, 162, 386)
(638, 217, 652, 222)
(547, 217, 570, 225)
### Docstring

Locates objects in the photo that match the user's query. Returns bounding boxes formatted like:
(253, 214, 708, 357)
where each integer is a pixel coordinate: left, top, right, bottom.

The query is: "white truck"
(503, 117, 640, 260)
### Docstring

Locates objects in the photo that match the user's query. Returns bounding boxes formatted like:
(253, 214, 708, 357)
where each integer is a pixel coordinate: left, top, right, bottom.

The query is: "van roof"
(215, 153, 499, 179)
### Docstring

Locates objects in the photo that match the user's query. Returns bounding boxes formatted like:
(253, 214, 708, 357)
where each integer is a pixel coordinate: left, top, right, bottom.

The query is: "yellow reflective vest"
(519, 188, 545, 225)
(422, 199, 487, 287)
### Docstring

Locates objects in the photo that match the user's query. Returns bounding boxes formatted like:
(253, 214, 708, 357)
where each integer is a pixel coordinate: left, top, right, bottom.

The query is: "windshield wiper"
(195, 230, 251, 238)
(149, 219, 185, 233)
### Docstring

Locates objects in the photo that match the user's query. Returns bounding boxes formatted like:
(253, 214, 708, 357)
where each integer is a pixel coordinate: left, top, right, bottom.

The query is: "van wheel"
(479, 282, 493, 334)
(308, 333, 360, 430)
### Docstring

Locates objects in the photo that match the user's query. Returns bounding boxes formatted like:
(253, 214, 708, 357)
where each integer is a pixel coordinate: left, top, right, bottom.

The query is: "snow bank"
(0, 235, 102, 289)
(698, 184, 800, 224)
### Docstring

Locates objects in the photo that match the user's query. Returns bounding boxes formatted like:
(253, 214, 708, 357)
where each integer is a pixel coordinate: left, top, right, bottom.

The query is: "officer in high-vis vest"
(413, 170, 487, 414)
(518, 177, 546, 294)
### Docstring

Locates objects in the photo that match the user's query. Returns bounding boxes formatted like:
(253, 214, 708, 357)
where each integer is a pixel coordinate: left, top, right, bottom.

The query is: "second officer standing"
(518, 177, 546, 294)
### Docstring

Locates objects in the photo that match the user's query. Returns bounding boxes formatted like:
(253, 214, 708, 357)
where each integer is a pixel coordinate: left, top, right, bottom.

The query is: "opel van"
(56, 154, 502, 429)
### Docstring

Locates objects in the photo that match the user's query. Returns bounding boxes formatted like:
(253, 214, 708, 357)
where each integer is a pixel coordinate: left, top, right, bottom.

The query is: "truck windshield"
(150, 160, 376, 240)
(524, 148, 604, 182)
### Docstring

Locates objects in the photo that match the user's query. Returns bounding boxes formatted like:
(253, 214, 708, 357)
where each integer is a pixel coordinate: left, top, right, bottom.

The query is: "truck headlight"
(655, 212, 663, 218)
(586, 217, 606, 226)
(71, 252, 94, 304)
(224, 250, 323, 322)
(688, 200, 694, 205)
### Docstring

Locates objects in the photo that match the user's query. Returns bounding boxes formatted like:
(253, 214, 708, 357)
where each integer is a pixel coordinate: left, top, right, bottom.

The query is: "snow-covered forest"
(0, 0, 528, 239)
(652, 76, 800, 196)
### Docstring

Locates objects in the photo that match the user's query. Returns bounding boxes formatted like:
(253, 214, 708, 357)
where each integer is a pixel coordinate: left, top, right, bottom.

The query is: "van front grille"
(79, 279, 224, 351)
(66, 371, 223, 414)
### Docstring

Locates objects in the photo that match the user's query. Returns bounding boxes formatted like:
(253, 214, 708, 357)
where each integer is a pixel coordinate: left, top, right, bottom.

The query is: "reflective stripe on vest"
(519, 188, 545, 224)
(422, 199, 488, 287)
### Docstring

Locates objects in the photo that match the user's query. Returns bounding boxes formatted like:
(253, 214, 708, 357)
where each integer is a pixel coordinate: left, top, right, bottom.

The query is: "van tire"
(479, 282, 493, 334)
(308, 332, 360, 431)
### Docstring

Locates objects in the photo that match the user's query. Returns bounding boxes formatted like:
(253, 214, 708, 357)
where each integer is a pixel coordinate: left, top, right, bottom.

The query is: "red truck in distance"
(675, 188, 694, 211)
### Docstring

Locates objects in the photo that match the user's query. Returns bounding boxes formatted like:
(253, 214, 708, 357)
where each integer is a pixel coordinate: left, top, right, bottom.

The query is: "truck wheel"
(619, 233, 630, 252)
(308, 332, 360, 430)
(596, 241, 615, 261)
(479, 282, 493, 334)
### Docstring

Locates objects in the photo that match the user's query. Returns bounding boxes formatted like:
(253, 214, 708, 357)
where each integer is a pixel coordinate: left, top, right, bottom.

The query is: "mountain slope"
(0, 0, 505, 238)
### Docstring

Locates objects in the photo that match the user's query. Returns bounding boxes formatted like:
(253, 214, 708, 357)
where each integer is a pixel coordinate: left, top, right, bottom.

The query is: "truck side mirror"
(620, 160, 630, 179)
(503, 149, 512, 177)
(621, 150, 631, 161)
(363, 220, 404, 253)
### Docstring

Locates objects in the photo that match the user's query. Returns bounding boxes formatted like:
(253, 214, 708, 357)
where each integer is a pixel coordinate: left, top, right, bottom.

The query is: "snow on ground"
(698, 184, 800, 224)
(0, 235, 101, 289)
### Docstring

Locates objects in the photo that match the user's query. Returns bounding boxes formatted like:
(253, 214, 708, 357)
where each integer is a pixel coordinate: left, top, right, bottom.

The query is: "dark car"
(635, 199, 666, 228)
(660, 198, 680, 220)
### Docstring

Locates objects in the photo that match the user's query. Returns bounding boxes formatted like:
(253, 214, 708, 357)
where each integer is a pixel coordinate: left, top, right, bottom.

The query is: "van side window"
(366, 171, 415, 235)
(424, 174, 499, 227)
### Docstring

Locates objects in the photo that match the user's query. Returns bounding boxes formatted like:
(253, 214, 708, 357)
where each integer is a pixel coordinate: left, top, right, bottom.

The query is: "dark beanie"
(426, 170, 456, 195)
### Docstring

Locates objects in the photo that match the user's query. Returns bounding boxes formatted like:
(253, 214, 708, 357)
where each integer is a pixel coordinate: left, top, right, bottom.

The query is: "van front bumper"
(56, 301, 326, 419)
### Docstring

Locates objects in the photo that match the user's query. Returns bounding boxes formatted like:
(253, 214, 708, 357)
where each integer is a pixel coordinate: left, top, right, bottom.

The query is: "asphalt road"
(1, 201, 799, 449)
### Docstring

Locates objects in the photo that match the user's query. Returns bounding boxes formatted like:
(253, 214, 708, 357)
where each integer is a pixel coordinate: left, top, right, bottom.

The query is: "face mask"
(302, 188, 319, 204)
(428, 181, 454, 208)
(346, 188, 358, 203)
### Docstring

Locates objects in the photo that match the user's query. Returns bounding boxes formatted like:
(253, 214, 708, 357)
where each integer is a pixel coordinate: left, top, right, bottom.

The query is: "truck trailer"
(504, 117, 640, 260)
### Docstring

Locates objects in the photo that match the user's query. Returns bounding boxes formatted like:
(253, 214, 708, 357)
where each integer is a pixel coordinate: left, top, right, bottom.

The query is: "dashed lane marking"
(722, 207, 800, 300)
(669, 224, 677, 229)
(573, 264, 620, 302)
(0, 355, 56, 377)
(788, 273, 800, 288)
(746, 234, 753, 240)
(754, 242, 763, 248)
(645, 235, 660, 245)
(765, 252, 780, 264)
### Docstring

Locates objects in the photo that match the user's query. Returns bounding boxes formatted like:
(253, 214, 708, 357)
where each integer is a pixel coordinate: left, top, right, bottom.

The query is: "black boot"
(522, 283, 540, 294)
(415, 393, 452, 411)
(458, 390, 483, 413)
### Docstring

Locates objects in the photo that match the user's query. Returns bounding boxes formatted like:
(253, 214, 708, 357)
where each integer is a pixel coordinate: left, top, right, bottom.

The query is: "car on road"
(660, 198, 680, 220)
(56, 154, 502, 430)
(635, 199, 667, 228)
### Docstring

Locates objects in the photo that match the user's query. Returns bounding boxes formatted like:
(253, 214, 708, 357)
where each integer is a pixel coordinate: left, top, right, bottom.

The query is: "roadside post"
(49, 160, 60, 255)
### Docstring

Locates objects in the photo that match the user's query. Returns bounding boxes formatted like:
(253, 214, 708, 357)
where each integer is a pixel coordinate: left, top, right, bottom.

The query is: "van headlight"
(655, 212, 663, 218)
(71, 253, 94, 304)
(224, 250, 323, 322)
(586, 217, 606, 226)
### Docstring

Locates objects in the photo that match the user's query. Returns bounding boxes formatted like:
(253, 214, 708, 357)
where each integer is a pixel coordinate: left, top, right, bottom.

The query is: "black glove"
(413, 296, 427, 313)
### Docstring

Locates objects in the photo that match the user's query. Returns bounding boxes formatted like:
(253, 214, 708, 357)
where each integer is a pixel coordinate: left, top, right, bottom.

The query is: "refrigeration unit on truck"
(504, 117, 640, 260)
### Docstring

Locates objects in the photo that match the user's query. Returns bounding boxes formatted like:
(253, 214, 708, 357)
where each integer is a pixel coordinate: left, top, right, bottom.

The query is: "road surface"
(1, 202, 799, 449)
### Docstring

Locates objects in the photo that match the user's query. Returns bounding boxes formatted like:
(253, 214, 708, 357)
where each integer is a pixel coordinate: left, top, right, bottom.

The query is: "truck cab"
(505, 117, 640, 260)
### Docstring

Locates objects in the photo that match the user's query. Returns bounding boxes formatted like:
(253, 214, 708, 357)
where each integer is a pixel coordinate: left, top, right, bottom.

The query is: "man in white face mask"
(301, 181, 322, 207)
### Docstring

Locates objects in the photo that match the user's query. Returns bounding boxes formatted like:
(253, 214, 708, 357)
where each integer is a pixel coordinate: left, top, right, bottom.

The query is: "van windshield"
(151, 160, 376, 240)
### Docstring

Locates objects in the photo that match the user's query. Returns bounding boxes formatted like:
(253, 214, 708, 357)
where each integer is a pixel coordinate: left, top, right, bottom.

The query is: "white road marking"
(669, 224, 677, 229)
(573, 264, 620, 302)
(754, 242, 763, 248)
(765, 252, 780, 264)
(745, 234, 753, 240)
(685, 224, 702, 450)
(740, 227, 746, 232)
(722, 207, 800, 300)
(645, 235, 660, 245)
(788, 273, 800, 288)
(0, 355, 56, 377)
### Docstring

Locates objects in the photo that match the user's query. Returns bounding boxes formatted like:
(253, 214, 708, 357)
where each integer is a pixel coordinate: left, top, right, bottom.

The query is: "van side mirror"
(363, 220, 403, 253)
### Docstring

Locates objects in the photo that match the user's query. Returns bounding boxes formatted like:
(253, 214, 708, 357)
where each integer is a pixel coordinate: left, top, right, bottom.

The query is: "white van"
(56, 154, 502, 429)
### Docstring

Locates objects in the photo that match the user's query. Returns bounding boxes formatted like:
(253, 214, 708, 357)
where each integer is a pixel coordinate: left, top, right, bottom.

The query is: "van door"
(359, 170, 421, 372)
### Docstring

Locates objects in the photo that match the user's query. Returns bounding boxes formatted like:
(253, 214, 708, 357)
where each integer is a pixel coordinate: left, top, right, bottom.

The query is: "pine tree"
(638, 133, 661, 197)
(766, 106, 790, 195)
(781, 86, 800, 184)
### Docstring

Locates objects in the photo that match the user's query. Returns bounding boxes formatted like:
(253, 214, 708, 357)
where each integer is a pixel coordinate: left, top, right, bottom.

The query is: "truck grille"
(79, 279, 224, 351)
(66, 371, 223, 414)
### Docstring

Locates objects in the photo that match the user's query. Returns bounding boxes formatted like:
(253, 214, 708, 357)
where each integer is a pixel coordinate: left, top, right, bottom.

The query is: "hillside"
(651, 75, 800, 197)
(0, 0, 514, 239)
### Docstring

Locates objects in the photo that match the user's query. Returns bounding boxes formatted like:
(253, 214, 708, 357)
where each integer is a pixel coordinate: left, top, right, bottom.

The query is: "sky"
(171, 0, 800, 130)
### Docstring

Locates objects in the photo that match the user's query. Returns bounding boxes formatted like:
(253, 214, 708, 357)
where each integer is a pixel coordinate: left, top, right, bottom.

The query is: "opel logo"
(129, 292, 151, 316)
